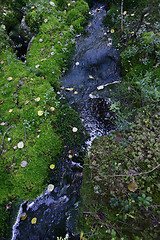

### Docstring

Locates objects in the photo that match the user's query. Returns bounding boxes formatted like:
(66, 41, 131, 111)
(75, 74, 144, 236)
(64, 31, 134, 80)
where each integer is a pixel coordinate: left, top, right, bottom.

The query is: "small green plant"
(138, 194, 152, 207)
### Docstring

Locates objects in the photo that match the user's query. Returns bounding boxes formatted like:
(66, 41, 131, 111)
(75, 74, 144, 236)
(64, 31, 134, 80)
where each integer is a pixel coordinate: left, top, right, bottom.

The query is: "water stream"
(12, 4, 120, 240)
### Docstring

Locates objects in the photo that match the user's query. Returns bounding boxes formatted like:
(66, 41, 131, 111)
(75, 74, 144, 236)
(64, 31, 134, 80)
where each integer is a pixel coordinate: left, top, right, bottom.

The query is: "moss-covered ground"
(79, 0, 160, 239)
(0, 0, 89, 238)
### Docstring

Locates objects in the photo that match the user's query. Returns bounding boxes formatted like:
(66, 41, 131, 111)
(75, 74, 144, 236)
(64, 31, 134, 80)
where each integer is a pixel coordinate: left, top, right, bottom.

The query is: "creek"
(11, 3, 121, 240)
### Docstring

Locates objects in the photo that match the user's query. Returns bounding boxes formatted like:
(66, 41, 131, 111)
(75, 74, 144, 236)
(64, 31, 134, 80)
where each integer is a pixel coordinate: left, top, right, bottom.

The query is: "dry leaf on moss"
(38, 110, 43, 116)
(18, 141, 24, 149)
(31, 217, 37, 224)
(47, 184, 54, 192)
(128, 181, 138, 192)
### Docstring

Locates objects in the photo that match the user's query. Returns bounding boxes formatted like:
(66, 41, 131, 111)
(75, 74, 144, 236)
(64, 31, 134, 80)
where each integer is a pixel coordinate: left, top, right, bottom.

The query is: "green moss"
(0, 0, 89, 238)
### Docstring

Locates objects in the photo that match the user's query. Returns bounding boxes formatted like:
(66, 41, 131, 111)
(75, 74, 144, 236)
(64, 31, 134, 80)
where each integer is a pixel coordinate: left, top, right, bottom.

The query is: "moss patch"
(0, 0, 89, 238)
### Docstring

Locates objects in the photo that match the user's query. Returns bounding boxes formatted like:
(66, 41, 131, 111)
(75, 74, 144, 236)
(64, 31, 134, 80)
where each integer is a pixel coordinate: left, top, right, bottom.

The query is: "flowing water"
(12, 4, 120, 240)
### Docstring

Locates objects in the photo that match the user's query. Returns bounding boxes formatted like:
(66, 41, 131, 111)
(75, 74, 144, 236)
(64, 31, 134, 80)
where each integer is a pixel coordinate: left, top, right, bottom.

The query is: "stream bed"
(12, 4, 120, 240)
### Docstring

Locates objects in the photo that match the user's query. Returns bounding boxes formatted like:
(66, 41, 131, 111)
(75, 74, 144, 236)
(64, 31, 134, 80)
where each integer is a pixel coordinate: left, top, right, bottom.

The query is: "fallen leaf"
(24, 101, 29, 105)
(18, 141, 24, 149)
(50, 1, 55, 7)
(44, 19, 48, 23)
(88, 75, 94, 79)
(80, 231, 84, 240)
(50, 164, 55, 169)
(72, 127, 78, 132)
(74, 91, 78, 94)
(50, 107, 55, 111)
(47, 184, 54, 192)
(35, 64, 40, 68)
(9, 109, 13, 113)
(20, 212, 27, 221)
(128, 181, 138, 192)
(123, 11, 127, 15)
(0, 99, 3, 104)
(35, 97, 40, 102)
(126, 213, 135, 219)
(75, 62, 79, 66)
(38, 110, 43, 116)
(21, 161, 28, 167)
(40, 58, 46, 61)
(7, 77, 13, 81)
(31, 217, 37, 224)
(111, 29, 115, 33)
(68, 154, 72, 159)
(66, 87, 74, 91)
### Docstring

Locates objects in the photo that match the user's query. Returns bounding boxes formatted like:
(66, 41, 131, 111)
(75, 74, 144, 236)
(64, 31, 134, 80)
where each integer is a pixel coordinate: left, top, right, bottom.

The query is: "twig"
(108, 163, 160, 177)
(1, 125, 15, 148)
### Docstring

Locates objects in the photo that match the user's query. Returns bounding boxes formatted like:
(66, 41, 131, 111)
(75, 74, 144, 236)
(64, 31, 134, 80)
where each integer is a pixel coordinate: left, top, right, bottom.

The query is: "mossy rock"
(0, 0, 89, 238)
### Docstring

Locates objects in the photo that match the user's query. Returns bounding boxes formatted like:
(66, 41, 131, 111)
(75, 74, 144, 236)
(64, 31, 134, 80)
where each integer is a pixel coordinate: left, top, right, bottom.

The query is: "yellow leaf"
(38, 110, 43, 116)
(128, 181, 138, 192)
(35, 97, 40, 102)
(50, 164, 55, 169)
(50, 107, 55, 111)
(123, 11, 127, 15)
(40, 58, 46, 62)
(126, 213, 135, 219)
(66, 87, 74, 91)
(80, 231, 84, 240)
(74, 91, 78, 94)
(111, 29, 115, 33)
(31, 217, 37, 224)
(20, 212, 27, 220)
(68, 154, 72, 159)
(7, 77, 13, 81)
(0, 99, 3, 104)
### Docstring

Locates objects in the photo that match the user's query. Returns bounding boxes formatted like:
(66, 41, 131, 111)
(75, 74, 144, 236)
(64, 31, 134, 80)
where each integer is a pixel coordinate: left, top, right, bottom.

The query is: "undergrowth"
(79, 0, 160, 239)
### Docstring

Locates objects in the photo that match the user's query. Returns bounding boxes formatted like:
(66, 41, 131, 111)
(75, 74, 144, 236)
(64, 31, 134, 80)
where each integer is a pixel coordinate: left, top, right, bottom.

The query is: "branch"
(121, 0, 124, 32)
(1, 125, 15, 148)
(129, 0, 153, 40)
(108, 163, 160, 177)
